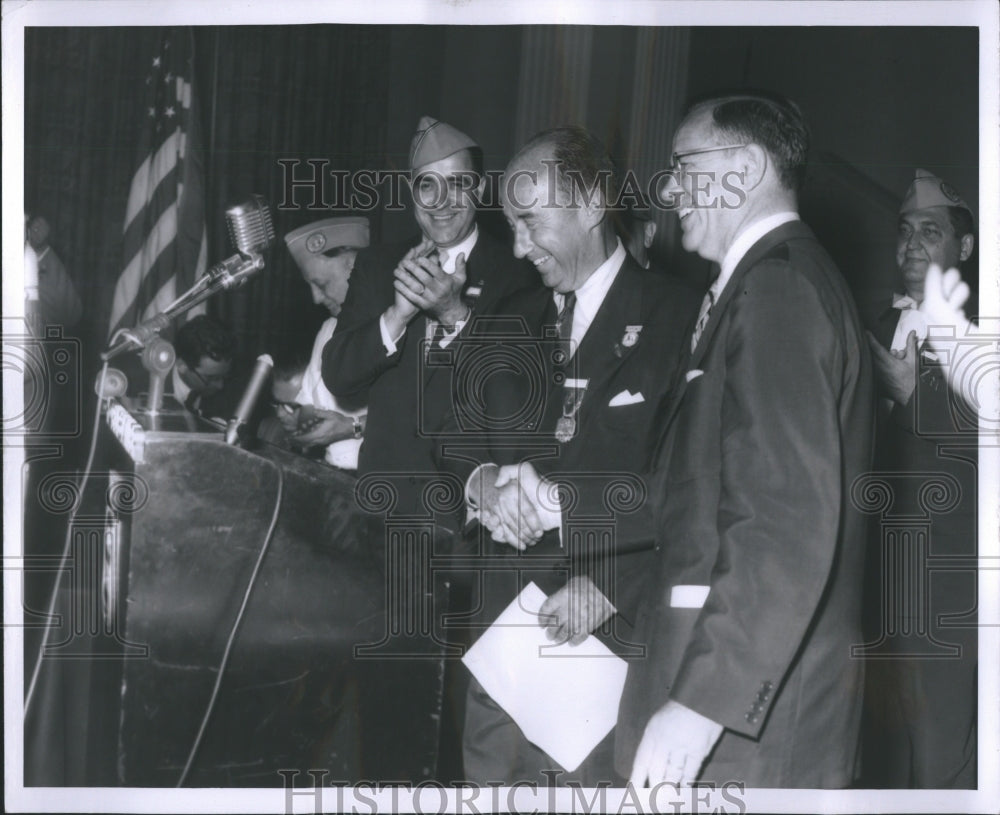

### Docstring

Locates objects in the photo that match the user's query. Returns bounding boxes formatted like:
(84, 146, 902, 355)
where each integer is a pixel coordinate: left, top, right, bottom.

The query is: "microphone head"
(142, 336, 176, 374)
(95, 367, 129, 399)
(226, 195, 276, 257)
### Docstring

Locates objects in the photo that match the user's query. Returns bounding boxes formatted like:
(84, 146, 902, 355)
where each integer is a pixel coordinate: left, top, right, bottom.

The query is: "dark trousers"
(462, 676, 624, 787)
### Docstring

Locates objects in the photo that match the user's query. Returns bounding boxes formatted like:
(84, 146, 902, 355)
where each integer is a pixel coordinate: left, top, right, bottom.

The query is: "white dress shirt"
(712, 211, 800, 300)
(554, 238, 627, 357)
(298, 316, 366, 469)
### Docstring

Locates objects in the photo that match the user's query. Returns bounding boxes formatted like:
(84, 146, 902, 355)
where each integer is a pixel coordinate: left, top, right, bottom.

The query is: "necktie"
(690, 287, 716, 352)
(555, 291, 576, 363)
(426, 249, 450, 351)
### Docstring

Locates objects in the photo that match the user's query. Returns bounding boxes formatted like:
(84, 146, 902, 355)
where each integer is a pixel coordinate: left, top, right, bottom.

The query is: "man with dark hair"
(458, 125, 699, 786)
(862, 169, 977, 789)
(323, 116, 538, 524)
(172, 314, 237, 412)
(503, 95, 875, 787)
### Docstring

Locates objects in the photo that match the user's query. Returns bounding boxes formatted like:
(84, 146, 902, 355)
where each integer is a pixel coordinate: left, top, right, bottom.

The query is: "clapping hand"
(393, 243, 469, 325)
(920, 263, 970, 328)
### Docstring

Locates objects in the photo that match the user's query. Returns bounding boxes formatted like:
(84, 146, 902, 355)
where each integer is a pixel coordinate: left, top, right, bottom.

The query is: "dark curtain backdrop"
(25, 25, 981, 369)
(25, 25, 391, 367)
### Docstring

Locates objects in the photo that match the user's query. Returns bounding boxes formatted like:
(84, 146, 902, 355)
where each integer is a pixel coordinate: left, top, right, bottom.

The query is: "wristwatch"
(352, 416, 364, 439)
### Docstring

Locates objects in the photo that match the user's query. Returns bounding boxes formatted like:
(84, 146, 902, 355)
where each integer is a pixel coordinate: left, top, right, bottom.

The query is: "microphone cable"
(24, 359, 111, 718)
(176, 458, 284, 786)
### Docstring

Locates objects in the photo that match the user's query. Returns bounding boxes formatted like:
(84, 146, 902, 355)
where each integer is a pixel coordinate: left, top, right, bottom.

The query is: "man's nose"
(661, 172, 684, 208)
(310, 284, 324, 305)
(512, 222, 532, 259)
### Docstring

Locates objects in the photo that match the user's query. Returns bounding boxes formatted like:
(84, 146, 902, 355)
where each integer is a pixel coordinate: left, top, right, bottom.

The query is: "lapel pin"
(614, 325, 643, 357)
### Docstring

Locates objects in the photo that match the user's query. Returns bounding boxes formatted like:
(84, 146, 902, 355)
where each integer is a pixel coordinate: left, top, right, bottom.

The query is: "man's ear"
(960, 233, 975, 262)
(741, 144, 768, 191)
(642, 220, 657, 249)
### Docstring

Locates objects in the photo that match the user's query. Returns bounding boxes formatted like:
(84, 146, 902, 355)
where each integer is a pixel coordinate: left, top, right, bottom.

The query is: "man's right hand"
(383, 239, 436, 337)
(468, 463, 547, 549)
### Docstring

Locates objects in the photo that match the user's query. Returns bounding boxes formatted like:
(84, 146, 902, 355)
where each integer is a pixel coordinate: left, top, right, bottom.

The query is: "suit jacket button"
(744, 712, 753, 722)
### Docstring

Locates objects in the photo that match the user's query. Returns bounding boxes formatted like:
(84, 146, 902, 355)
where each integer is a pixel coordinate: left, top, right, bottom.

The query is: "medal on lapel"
(555, 378, 588, 443)
(614, 325, 643, 357)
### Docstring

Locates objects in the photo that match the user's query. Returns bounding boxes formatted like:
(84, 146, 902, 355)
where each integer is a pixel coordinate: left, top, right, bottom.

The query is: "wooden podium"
(27, 398, 449, 787)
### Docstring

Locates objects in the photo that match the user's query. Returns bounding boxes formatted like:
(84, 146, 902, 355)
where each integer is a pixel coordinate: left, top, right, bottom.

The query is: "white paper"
(461, 582, 628, 772)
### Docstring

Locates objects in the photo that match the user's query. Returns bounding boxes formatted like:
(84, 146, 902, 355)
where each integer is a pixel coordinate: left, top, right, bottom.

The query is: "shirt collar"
(715, 211, 800, 297)
(557, 238, 627, 313)
(892, 293, 920, 310)
(436, 225, 478, 273)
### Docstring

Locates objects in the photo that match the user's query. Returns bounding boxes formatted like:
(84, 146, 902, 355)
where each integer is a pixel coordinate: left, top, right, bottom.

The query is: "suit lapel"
(653, 220, 810, 445)
(573, 259, 644, 423)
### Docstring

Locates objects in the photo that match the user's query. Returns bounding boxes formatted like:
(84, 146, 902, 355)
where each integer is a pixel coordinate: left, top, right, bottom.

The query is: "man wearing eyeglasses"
(508, 93, 875, 787)
(613, 91, 877, 788)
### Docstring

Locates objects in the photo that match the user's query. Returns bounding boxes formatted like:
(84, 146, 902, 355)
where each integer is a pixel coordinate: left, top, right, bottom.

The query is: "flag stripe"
(123, 127, 183, 227)
(121, 162, 180, 259)
(108, 29, 206, 340)
(109, 201, 179, 332)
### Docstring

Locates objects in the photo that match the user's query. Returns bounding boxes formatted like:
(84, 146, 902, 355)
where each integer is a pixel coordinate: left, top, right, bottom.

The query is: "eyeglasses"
(670, 143, 748, 173)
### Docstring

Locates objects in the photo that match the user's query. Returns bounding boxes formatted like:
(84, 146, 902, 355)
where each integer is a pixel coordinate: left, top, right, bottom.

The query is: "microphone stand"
(101, 252, 265, 362)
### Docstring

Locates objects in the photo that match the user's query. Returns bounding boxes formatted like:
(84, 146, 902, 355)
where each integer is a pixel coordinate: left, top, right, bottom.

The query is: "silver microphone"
(209, 196, 276, 291)
(225, 353, 274, 445)
(227, 195, 276, 257)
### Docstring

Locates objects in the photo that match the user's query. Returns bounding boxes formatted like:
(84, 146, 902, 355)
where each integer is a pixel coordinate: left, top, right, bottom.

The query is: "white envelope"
(685, 369, 704, 383)
(608, 389, 645, 407)
(462, 583, 627, 772)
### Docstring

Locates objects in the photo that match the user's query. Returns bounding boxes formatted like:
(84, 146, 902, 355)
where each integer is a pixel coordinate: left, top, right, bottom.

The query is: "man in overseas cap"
(862, 170, 977, 788)
(322, 116, 538, 523)
(280, 216, 369, 468)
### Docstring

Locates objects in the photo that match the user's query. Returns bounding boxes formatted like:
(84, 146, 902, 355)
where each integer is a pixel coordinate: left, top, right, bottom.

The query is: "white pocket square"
(608, 390, 645, 407)
(670, 584, 710, 608)
(685, 369, 704, 383)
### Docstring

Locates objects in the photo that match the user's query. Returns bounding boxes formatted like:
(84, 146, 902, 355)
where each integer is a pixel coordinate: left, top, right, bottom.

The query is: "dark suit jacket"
(865, 303, 977, 643)
(443, 255, 700, 652)
(322, 229, 538, 523)
(614, 220, 876, 787)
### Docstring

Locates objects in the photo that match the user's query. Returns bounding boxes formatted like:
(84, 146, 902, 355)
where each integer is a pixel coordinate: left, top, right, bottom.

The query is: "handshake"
(466, 461, 562, 549)
(467, 460, 617, 646)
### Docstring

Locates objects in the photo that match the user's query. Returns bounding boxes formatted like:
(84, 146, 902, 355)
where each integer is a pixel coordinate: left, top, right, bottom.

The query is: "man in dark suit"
(323, 116, 538, 524)
(861, 170, 977, 789)
(456, 126, 699, 786)
(509, 93, 875, 788)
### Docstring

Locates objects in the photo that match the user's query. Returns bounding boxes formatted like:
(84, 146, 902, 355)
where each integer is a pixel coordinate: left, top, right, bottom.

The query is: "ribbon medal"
(555, 378, 588, 443)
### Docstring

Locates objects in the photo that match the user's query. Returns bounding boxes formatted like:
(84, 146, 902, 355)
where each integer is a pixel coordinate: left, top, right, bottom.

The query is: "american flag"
(107, 28, 207, 339)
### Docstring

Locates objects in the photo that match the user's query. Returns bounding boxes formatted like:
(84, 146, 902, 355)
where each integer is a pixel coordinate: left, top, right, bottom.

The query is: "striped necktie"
(555, 291, 576, 364)
(690, 287, 716, 352)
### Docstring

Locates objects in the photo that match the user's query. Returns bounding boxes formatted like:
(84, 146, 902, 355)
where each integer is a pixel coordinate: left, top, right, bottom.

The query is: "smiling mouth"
(530, 254, 551, 268)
